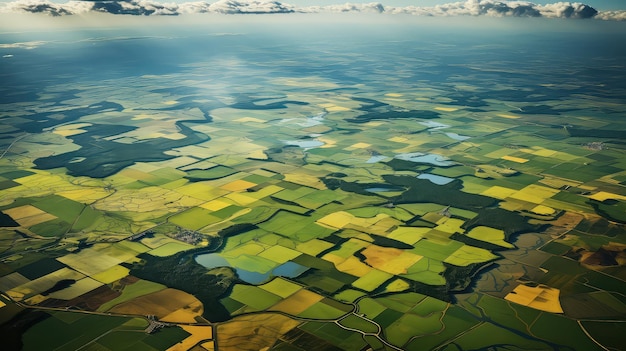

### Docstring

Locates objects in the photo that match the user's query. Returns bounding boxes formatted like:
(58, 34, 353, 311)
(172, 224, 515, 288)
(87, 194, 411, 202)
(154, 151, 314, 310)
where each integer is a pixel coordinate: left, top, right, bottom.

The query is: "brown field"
(269, 289, 323, 315)
(109, 288, 203, 319)
(216, 313, 300, 351)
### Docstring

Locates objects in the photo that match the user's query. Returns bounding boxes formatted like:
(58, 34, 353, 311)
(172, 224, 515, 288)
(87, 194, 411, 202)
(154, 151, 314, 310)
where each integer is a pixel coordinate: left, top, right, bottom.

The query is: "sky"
(0, 0, 624, 21)
(282, 0, 623, 10)
(0, 0, 622, 10)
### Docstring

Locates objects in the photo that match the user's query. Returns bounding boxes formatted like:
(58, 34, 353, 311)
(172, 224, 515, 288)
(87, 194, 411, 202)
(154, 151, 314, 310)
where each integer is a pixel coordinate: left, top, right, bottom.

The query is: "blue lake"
(417, 173, 455, 185)
(395, 152, 455, 166)
(195, 253, 309, 284)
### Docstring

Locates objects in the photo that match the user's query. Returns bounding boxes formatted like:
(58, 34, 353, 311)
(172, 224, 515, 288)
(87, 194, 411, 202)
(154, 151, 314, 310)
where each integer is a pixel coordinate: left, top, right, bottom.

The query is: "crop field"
(0, 14, 625, 351)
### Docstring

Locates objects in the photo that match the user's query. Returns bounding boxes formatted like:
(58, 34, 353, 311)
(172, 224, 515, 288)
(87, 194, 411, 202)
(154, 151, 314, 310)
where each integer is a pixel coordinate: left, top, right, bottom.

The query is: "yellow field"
(200, 199, 231, 211)
(588, 191, 626, 202)
(530, 205, 556, 216)
(167, 325, 213, 351)
(434, 106, 459, 112)
(216, 313, 300, 351)
(91, 265, 130, 284)
(466, 226, 514, 249)
(501, 155, 529, 163)
(434, 218, 465, 234)
(161, 300, 204, 323)
(385, 279, 411, 293)
(336, 256, 373, 276)
(505, 284, 563, 313)
(175, 183, 228, 201)
(444, 245, 498, 266)
(223, 192, 257, 206)
(497, 113, 520, 119)
(387, 227, 430, 245)
(362, 245, 423, 275)
(110, 288, 202, 319)
(509, 184, 560, 204)
(269, 289, 323, 315)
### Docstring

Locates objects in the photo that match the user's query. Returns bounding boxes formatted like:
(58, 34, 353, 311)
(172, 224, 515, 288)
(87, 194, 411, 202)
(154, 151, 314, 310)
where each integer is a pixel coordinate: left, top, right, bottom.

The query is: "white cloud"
(0, 0, 623, 21)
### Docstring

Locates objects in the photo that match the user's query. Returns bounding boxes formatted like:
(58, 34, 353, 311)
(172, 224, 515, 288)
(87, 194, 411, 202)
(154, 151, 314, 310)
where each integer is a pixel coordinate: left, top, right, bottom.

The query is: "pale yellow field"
(505, 284, 563, 313)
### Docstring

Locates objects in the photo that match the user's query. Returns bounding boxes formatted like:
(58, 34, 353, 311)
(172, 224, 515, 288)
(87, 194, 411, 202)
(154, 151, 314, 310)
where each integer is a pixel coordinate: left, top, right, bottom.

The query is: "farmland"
(0, 14, 625, 351)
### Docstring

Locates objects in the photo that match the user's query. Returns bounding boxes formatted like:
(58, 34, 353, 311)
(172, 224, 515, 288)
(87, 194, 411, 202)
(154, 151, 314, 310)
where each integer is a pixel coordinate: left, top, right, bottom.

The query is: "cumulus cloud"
(0, 0, 624, 20)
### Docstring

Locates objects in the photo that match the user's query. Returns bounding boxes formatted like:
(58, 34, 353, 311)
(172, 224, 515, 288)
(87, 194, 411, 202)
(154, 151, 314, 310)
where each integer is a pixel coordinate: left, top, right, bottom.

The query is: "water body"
(195, 253, 309, 284)
(366, 155, 388, 163)
(417, 173, 455, 185)
(444, 132, 471, 141)
(395, 152, 455, 166)
(366, 187, 404, 193)
(419, 121, 450, 130)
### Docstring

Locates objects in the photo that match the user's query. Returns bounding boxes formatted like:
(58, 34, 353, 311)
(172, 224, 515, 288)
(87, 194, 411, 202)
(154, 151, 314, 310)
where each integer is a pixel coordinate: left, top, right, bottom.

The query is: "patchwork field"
(0, 15, 625, 351)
